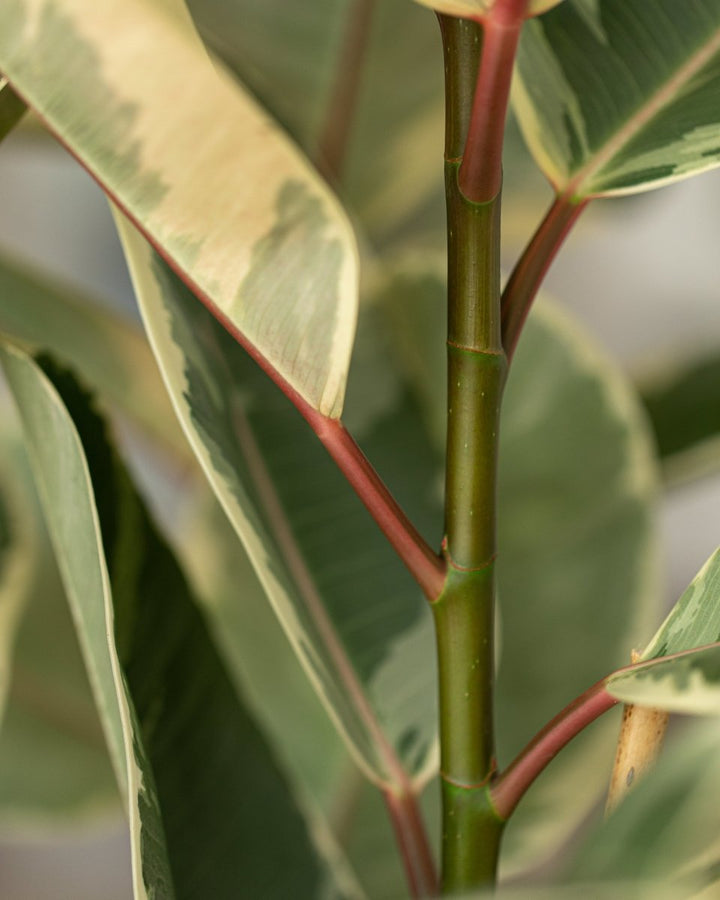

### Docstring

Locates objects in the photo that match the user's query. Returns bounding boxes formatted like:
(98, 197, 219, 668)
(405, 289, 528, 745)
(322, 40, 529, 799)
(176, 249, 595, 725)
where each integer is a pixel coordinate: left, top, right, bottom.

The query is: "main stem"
(435, 163, 506, 894)
(434, 5, 529, 889)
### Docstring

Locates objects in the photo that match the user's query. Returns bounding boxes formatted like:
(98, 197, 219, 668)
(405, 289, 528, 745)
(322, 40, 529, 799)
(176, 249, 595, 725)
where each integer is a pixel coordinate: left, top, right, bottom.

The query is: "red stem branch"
(458, 0, 529, 203)
(309, 415, 446, 600)
(384, 788, 439, 898)
(501, 194, 588, 361)
(490, 680, 617, 820)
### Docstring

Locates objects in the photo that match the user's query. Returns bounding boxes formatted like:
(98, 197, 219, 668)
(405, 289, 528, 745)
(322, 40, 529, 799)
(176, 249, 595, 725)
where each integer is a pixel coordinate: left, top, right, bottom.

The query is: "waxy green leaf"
(515, 0, 720, 198)
(0, 344, 351, 899)
(0, 0, 358, 417)
(116, 216, 440, 790)
(608, 548, 720, 714)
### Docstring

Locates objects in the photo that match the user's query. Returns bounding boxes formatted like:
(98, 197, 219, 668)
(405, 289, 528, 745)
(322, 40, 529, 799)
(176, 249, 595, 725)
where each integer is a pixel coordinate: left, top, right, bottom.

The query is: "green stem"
(436, 166, 507, 893)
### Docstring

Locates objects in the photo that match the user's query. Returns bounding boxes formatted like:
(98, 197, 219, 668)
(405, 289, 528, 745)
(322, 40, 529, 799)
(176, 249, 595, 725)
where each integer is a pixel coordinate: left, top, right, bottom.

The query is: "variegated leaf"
(188, 0, 446, 244)
(0, 76, 26, 142)
(0, 0, 358, 417)
(0, 343, 354, 899)
(115, 214, 440, 790)
(515, 0, 720, 198)
(607, 548, 720, 714)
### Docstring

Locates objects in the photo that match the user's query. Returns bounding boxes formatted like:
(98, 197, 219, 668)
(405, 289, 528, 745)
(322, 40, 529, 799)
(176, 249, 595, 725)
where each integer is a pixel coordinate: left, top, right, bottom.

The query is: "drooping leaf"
(0, 252, 185, 456)
(607, 548, 720, 714)
(514, 1, 720, 199)
(0, 76, 26, 142)
(115, 214, 440, 790)
(377, 260, 659, 876)
(0, 343, 354, 899)
(0, 0, 358, 417)
(0, 401, 117, 824)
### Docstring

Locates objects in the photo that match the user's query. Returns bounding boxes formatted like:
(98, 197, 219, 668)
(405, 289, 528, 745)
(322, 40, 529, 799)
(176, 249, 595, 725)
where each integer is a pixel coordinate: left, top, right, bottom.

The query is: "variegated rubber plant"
(0, 0, 720, 897)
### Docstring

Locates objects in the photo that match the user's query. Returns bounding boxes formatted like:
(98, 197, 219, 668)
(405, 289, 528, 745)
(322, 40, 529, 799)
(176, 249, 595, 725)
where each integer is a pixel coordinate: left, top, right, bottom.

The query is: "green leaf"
(0, 0, 358, 417)
(0, 251, 186, 456)
(607, 548, 720, 714)
(115, 215, 440, 790)
(515, 0, 720, 199)
(0, 343, 351, 899)
(377, 262, 659, 876)
(567, 719, 720, 891)
(0, 431, 38, 723)
(0, 76, 26, 142)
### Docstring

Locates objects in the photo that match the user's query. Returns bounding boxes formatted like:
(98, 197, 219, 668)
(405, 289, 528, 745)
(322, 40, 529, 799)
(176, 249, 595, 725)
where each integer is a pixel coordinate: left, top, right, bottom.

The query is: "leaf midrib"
(564, 22, 720, 199)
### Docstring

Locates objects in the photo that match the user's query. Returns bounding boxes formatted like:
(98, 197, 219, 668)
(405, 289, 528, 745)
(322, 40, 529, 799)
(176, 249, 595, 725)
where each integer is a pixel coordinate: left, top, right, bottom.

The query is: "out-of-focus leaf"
(0, 402, 117, 824)
(639, 350, 720, 482)
(515, 1, 720, 199)
(0, 76, 26, 142)
(0, 0, 358, 417)
(607, 548, 720, 714)
(0, 432, 37, 722)
(116, 215, 440, 791)
(0, 252, 185, 456)
(378, 261, 659, 875)
(567, 719, 720, 893)
(0, 343, 353, 899)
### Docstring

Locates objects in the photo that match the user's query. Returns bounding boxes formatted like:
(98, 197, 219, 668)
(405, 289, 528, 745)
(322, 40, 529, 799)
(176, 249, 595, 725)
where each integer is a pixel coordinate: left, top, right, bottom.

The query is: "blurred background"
(0, 6, 719, 894)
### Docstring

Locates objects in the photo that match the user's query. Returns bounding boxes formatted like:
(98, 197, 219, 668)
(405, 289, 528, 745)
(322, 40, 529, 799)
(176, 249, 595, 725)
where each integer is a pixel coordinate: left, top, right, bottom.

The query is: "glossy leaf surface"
(515, 0, 720, 198)
(0, 344, 347, 899)
(0, 0, 358, 416)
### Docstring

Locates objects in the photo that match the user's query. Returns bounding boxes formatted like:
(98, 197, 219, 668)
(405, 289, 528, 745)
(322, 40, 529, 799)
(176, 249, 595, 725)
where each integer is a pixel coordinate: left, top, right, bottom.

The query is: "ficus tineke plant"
(1, 0, 720, 897)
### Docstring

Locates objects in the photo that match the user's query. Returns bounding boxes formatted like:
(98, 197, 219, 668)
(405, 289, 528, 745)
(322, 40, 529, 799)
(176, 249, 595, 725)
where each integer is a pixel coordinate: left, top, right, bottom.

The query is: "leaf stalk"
(501, 195, 587, 360)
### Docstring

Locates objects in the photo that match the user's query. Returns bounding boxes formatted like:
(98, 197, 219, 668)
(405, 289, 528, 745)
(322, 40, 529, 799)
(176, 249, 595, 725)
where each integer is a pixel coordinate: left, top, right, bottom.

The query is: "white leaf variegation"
(0, 0, 358, 417)
(115, 214, 439, 790)
(608, 548, 720, 714)
(515, 0, 720, 198)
